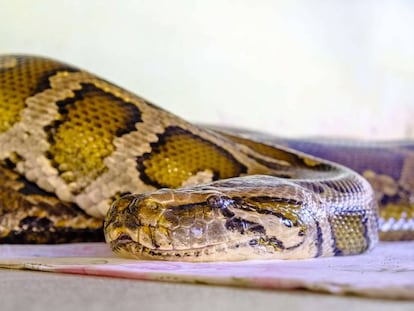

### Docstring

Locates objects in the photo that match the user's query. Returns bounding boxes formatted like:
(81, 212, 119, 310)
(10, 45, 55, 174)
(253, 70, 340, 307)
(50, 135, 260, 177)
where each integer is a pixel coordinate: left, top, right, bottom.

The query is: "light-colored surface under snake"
(0, 55, 412, 261)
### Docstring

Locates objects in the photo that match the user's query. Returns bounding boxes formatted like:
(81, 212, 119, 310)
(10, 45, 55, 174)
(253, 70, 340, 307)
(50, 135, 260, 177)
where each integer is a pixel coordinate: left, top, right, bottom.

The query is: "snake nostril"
(127, 199, 139, 214)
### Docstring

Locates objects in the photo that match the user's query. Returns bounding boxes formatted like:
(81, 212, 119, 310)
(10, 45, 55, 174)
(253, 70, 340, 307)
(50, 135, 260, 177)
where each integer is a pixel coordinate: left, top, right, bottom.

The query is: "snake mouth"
(108, 230, 264, 262)
(105, 218, 241, 261)
(109, 231, 309, 262)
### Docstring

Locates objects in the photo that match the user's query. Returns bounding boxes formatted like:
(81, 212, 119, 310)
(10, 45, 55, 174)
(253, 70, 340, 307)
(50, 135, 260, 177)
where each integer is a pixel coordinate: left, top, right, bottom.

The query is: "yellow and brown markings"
(363, 169, 414, 240)
(235, 196, 303, 227)
(236, 196, 307, 249)
(330, 209, 369, 255)
(205, 192, 307, 252)
(0, 163, 103, 243)
(137, 126, 247, 188)
(379, 203, 414, 241)
(221, 132, 329, 172)
(44, 83, 142, 188)
(0, 55, 79, 133)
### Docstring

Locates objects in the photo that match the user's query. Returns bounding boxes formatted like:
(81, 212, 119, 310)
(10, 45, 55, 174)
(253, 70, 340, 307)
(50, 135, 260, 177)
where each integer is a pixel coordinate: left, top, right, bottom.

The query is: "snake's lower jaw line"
(107, 229, 225, 261)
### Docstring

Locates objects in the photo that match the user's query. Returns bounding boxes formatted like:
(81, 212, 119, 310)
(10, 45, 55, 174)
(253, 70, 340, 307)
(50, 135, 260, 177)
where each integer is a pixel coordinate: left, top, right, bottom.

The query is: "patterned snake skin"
(0, 55, 411, 261)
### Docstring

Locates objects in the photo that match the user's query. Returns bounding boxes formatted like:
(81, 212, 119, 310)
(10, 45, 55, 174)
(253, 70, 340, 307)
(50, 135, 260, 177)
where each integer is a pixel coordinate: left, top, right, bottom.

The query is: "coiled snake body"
(0, 55, 412, 261)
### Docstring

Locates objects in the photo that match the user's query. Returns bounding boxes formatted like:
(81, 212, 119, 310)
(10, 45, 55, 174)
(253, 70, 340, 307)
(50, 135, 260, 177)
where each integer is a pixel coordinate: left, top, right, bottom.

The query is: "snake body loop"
(0, 55, 412, 261)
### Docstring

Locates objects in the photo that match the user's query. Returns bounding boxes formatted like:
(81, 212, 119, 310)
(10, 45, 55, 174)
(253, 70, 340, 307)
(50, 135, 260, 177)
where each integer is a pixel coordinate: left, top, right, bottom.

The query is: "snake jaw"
(104, 180, 317, 261)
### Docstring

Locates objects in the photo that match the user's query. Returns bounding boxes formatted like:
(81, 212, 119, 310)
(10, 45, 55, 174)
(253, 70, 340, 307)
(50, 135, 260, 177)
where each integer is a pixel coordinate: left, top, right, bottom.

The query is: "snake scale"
(0, 55, 413, 261)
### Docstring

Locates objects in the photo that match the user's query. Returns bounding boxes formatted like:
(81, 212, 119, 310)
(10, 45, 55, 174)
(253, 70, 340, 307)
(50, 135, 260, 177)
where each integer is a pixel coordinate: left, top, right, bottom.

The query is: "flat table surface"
(1, 241, 414, 301)
(2, 269, 413, 311)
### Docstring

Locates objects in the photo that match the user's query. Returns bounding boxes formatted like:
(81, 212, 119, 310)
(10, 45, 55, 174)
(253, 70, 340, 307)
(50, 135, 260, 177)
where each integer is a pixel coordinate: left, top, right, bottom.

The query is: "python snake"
(0, 55, 412, 261)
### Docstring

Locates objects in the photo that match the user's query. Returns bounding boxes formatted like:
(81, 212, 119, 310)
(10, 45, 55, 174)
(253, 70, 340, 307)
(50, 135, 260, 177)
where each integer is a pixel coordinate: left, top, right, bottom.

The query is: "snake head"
(104, 176, 321, 261)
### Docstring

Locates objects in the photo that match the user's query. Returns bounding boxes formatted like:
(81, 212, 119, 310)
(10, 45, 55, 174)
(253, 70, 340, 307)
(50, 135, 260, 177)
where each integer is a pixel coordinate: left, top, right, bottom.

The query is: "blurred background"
(1, 0, 413, 139)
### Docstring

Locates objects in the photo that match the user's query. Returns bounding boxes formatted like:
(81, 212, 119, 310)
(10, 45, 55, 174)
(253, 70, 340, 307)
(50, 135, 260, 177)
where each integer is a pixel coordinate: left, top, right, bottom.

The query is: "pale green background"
(1, 0, 413, 139)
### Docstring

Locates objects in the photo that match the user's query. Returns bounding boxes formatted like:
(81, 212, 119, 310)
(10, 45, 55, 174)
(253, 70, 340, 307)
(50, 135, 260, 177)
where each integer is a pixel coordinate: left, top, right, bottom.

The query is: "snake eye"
(207, 194, 235, 217)
(206, 194, 224, 209)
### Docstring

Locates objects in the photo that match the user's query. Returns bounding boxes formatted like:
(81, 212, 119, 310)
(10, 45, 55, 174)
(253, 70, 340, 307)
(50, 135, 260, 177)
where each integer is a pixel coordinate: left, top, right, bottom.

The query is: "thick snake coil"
(0, 55, 413, 261)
